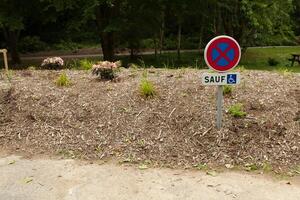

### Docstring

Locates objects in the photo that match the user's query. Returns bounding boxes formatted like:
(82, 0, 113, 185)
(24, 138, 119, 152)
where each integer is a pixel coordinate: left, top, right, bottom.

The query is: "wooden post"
(1, 49, 8, 74)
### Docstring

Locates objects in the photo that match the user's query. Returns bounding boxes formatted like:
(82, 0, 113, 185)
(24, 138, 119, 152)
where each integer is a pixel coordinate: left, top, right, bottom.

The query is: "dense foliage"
(0, 0, 299, 64)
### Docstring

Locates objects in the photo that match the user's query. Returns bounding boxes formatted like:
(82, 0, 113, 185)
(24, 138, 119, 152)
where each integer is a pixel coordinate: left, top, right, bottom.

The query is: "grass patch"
(276, 67, 293, 76)
(139, 79, 156, 98)
(193, 163, 208, 170)
(79, 59, 93, 70)
(223, 85, 233, 95)
(6, 46, 300, 72)
(244, 163, 259, 171)
(241, 46, 300, 72)
(55, 72, 70, 87)
(228, 103, 247, 118)
(262, 162, 273, 173)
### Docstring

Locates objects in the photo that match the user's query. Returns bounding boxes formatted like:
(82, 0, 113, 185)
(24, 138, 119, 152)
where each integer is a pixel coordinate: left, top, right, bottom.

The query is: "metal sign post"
(216, 85, 223, 130)
(203, 36, 241, 130)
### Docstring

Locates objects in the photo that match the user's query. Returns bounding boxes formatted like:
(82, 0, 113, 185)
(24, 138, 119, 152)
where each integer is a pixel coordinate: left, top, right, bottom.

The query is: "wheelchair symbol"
(227, 74, 237, 84)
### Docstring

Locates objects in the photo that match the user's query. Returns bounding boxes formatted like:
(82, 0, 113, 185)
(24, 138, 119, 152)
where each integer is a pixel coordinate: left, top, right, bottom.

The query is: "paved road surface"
(0, 155, 299, 200)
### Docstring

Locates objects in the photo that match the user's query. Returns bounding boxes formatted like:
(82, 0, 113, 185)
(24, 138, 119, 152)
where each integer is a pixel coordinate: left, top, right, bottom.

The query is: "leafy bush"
(141, 39, 156, 49)
(92, 61, 121, 80)
(164, 37, 177, 50)
(19, 36, 47, 53)
(139, 79, 156, 98)
(41, 57, 64, 70)
(223, 85, 233, 95)
(277, 67, 292, 76)
(268, 58, 280, 66)
(181, 37, 199, 49)
(228, 103, 247, 118)
(79, 59, 93, 70)
(55, 72, 70, 87)
(53, 40, 83, 51)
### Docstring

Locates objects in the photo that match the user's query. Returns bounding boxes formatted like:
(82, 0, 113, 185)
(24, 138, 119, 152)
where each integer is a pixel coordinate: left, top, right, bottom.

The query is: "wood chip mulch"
(0, 69, 299, 170)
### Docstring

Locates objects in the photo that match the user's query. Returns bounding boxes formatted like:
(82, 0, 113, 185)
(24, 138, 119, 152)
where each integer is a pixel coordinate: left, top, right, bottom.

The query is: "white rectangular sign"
(202, 72, 240, 85)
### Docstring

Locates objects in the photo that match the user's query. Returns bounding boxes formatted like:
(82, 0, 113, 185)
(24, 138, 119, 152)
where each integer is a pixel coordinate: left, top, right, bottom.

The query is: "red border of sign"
(204, 35, 241, 72)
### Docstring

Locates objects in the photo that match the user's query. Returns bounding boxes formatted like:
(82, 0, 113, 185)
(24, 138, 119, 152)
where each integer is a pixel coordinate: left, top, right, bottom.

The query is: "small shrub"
(41, 57, 64, 70)
(28, 66, 36, 70)
(277, 67, 292, 76)
(245, 163, 259, 171)
(262, 162, 273, 173)
(193, 163, 208, 170)
(140, 79, 156, 98)
(92, 61, 121, 80)
(228, 103, 247, 118)
(223, 85, 233, 95)
(79, 59, 93, 70)
(235, 65, 246, 72)
(6, 70, 13, 83)
(53, 40, 82, 51)
(268, 58, 280, 66)
(55, 72, 70, 87)
(142, 70, 148, 79)
(19, 36, 47, 53)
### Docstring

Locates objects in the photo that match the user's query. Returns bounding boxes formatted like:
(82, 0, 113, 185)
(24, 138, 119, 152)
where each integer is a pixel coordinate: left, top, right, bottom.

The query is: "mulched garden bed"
(0, 69, 299, 170)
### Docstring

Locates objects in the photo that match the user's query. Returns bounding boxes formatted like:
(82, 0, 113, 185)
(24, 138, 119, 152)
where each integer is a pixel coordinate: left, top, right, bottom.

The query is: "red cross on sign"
(204, 36, 241, 72)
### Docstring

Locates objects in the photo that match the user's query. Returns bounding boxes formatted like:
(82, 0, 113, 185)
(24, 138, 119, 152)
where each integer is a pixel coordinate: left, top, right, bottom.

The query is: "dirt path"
(0, 155, 299, 200)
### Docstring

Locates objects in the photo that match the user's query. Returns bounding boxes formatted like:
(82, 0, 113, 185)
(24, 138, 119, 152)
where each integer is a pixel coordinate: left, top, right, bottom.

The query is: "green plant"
(138, 59, 146, 68)
(228, 103, 247, 118)
(235, 65, 246, 72)
(19, 36, 47, 53)
(139, 79, 156, 98)
(6, 70, 13, 83)
(52, 40, 83, 51)
(193, 163, 208, 170)
(142, 70, 148, 78)
(245, 163, 259, 171)
(55, 72, 70, 87)
(268, 57, 280, 66)
(92, 61, 121, 80)
(27, 66, 36, 70)
(223, 85, 233, 95)
(292, 165, 300, 175)
(79, 59, 93, 70)
(262, 162, 273, 173)
(276, 67, 292, 76)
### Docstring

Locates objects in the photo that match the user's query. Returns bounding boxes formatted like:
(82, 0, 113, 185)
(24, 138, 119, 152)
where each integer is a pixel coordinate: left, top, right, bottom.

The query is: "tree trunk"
(101, 32, 115, 61)
(153, 36, 157, 59)
(4, 28, 21, 64)
(96, 1, 120, 61)
(159, 11, 165, 55)
(177, 22, 182, 61)
(198, 16, 204, 50)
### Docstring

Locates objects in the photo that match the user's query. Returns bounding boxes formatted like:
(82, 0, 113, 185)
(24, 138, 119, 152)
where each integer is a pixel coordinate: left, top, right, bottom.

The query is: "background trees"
(0, 0, 299, 64)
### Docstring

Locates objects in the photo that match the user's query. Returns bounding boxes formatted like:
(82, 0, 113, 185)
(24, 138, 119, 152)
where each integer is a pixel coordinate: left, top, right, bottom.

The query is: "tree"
(292, 0, 300, 36)
(0, 0, 61, 64)
(0, 0, 28, 64)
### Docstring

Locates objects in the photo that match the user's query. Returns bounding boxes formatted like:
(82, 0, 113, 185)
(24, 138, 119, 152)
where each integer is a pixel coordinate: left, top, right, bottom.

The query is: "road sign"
(202, 73, 240, 85)
(202, 35, 241, 130)
(204, 35, 241, 72)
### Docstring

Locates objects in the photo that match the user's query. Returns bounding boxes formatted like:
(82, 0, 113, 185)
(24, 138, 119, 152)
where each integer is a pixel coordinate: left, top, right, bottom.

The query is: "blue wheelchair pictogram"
(227, 74, 237, 84)
(212, 43, 235, 67)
